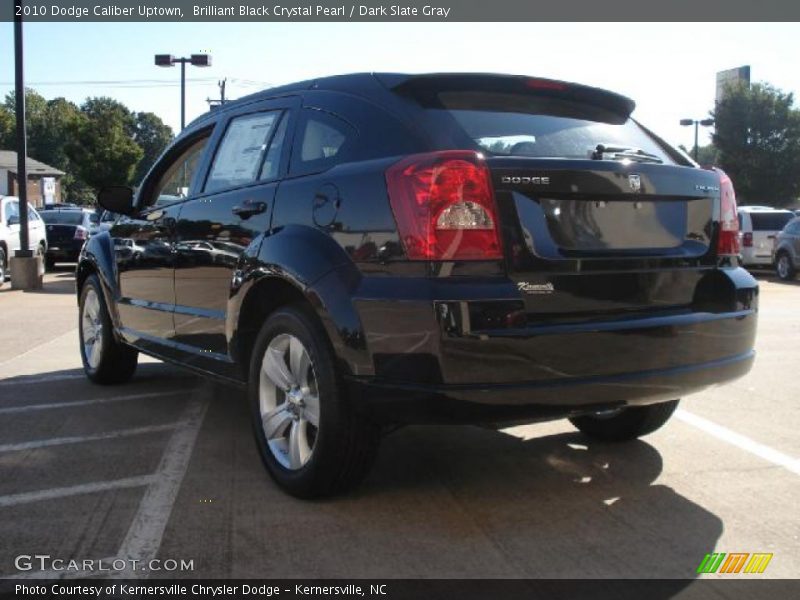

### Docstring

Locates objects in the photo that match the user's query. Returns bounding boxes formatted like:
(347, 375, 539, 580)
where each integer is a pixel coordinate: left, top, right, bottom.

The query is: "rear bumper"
(344, 266, 758, 424)
(350, 349, 754, 424)
(46, 241, 83, 261)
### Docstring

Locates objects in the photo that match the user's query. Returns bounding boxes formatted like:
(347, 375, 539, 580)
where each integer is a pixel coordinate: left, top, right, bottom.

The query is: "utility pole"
(14, 1, 30, 258)
(10, 0, 42, 289)
(206, 78, 227, 109)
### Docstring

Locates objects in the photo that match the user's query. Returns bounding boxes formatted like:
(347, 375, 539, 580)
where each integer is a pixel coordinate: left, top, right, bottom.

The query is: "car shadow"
(754, 271, 800, 286)
(354, 424, 722, 582)
(0, 266, 77, 295)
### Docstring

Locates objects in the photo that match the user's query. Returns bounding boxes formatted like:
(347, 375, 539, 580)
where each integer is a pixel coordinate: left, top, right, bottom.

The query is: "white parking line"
(113, 394, 209, 578)
(0, 391, 182, 415)
(0, 475, 156, 508)
(675, 409, 800, 476)
(0, 422, 179, 453)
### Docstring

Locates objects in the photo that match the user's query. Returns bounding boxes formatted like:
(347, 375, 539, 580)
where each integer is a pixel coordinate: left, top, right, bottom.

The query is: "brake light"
(715, 168, 740, 257)
(74, 226, 88, 241)
(386, 151, 502, 261)
(526, 78, 568, 91)
(742, 232, 753, 247)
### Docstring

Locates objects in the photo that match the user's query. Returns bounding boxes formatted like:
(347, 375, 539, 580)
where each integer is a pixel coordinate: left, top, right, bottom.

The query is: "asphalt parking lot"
(0, 267, 798, 581)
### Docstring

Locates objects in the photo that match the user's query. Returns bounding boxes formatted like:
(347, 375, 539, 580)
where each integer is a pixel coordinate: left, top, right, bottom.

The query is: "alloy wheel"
(259, 333, 320, 470)
(81, 288, 104, 369)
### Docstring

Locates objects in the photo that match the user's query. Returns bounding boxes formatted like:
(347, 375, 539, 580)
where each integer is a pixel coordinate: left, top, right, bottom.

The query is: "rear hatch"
(388, 74, 724, 321)
(41, 211, 84, 246)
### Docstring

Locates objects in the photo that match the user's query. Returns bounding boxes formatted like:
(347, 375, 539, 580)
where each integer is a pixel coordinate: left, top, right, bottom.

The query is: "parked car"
(772, 216, 800, 281)
(77, 73, 758, 498)
(0, 195, 47, 285)
(737, 206, 795, 268)
(40, 207, 93, 269)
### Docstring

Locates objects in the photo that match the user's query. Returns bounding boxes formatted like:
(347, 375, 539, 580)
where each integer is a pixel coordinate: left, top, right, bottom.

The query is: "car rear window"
(750, 212, 794, 231)
(419, 91, 676, 164)
(41, 211, 84, 225)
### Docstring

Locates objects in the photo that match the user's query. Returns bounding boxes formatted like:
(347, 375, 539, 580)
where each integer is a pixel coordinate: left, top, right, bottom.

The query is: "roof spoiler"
(374, 72, 636, 119)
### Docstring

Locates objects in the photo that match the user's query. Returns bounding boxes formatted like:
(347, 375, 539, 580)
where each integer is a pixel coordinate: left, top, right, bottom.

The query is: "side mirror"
(7, 215, 20, 226)
(98, 186, 136, 216)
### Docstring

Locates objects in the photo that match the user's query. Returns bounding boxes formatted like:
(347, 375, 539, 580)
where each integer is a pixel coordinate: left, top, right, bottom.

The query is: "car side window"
(292, 110, 356, 176)
(205, 111, 282, 193)
(146, 136, 209, 209)
(6, 201, 19, 224)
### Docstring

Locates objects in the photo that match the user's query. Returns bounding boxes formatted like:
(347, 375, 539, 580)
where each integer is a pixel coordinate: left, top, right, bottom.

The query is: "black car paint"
(42, 209, 91, 262)
(78, 73, 757, 424)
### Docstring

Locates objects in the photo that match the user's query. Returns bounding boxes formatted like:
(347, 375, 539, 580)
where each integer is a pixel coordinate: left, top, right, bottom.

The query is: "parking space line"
(675, 409, 800, 476)
(0, 423, 179, 454)
(113, 394, 209, 577)
(0, 391, 185, 415)
(0, 475, 156, 508)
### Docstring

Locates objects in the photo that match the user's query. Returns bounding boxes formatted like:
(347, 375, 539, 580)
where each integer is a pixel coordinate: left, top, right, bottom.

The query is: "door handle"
(232, 201, 267, 219)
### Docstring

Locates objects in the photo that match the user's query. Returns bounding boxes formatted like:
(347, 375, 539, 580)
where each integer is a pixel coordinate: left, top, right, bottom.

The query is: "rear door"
(173, 97, 297, 357)
(398, 78, 722, 319)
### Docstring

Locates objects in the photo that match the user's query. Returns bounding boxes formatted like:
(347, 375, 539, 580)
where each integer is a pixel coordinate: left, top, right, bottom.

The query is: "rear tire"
(78, 274, 138, 384)
(775, 252, 796, 281)
(45, 255, 56, 272)
(569, 400, 679, 442)
(248, 305, 380, 498)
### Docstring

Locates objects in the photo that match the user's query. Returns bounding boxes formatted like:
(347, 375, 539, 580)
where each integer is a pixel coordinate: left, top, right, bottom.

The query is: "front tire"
(775, 252, 796, 281)
(79, 274, 138, 384)
(248, 305, 380, 498)
(569, 400, 679, 442)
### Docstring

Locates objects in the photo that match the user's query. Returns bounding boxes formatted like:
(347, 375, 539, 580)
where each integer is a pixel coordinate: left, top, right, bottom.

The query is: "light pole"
(154, 54, 212, 130)
(680, 118, 715, 161)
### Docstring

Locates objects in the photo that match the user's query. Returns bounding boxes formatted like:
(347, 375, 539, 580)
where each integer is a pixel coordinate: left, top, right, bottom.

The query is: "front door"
(113, 131, 212, 343)
(173, 99, 296, 357)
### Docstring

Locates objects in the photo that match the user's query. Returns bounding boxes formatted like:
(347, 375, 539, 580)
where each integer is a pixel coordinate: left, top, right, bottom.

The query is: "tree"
(713, 82, 800, 206)
(132, 112, 173, 184)
(66, 97, 143, 194)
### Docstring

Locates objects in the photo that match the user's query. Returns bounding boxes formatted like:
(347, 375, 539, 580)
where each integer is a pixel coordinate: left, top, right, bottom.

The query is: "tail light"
(74, 226, 88, 241)
(714, 168, 740, 257)
(742, 232, 753, 247)
(386, 151, 502, 261)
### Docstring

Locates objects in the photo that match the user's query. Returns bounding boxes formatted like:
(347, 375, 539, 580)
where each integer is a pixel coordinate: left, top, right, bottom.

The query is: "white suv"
(737, 206, 795, 268)
(0, 196, 48, 285)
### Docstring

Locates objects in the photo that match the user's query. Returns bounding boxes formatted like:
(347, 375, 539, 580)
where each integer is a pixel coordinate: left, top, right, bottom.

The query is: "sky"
(1, 22, 799, 150)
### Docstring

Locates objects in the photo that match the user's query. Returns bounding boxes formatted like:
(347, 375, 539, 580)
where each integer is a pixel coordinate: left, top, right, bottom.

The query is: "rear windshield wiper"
(591, 144, 663, 164)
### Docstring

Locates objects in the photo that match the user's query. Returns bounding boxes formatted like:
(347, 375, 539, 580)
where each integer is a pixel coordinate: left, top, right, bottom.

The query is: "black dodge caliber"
(78, 73, 757, 497)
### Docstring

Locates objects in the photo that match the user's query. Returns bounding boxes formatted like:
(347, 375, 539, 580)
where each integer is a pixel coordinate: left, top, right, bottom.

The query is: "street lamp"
(155, 53, 212, 130)
(680, 118, 715, 161)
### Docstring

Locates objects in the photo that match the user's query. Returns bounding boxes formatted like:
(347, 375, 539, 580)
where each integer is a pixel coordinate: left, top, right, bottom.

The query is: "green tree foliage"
(713, 82, 800, 206)
(132, 112, 174, 184)
(1, 89, 174, 203)
(65, 97, 143, 194)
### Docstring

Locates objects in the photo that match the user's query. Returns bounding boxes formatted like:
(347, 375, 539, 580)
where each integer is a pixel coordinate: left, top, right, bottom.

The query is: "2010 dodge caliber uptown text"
(77, 73, 757, 498)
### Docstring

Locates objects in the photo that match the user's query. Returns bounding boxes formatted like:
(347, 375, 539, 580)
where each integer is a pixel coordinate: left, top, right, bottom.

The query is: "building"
(0, 150, 65, 207)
